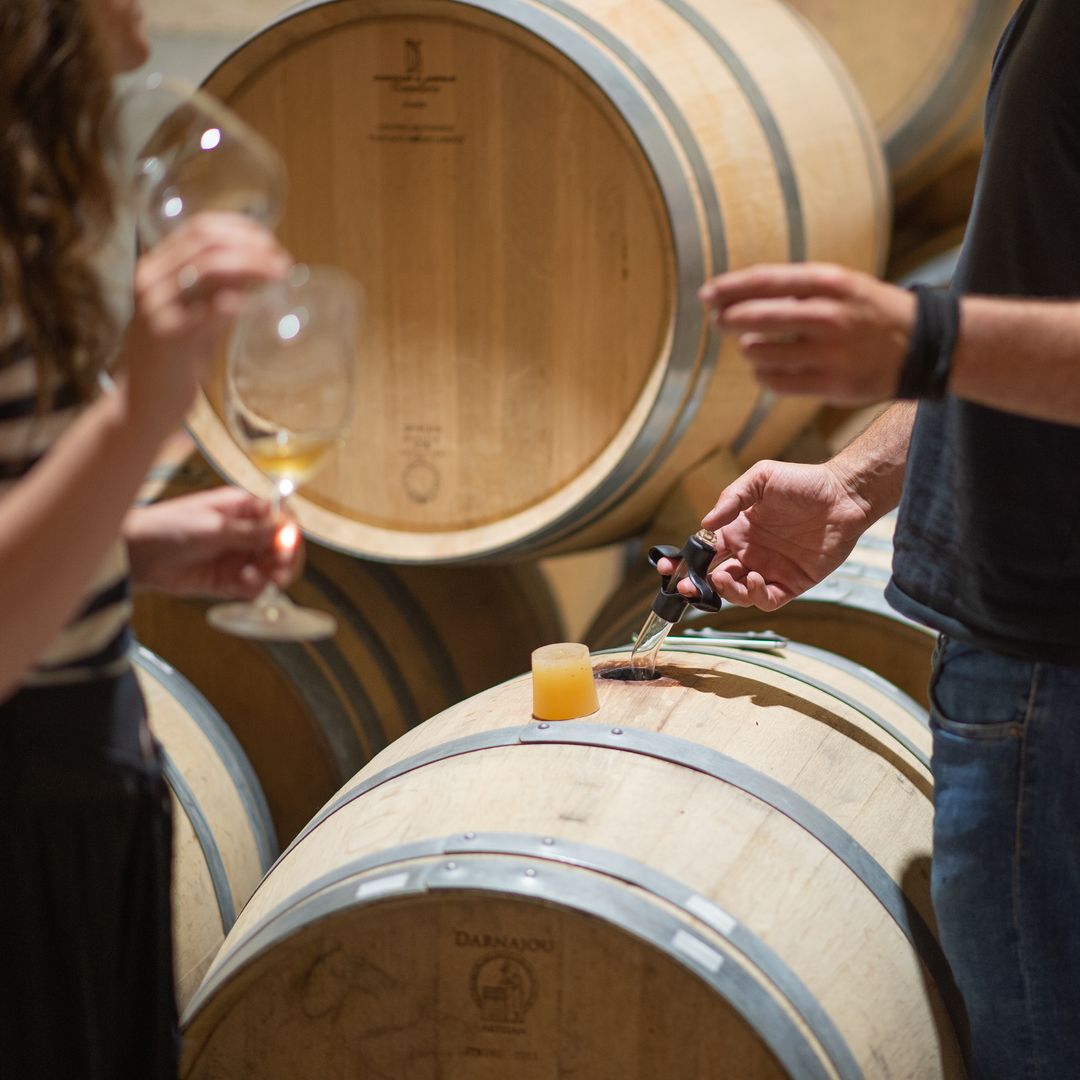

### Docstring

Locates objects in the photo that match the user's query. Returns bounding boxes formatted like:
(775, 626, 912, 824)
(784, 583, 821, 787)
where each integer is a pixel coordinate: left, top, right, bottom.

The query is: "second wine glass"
(207, 263, 362, 641)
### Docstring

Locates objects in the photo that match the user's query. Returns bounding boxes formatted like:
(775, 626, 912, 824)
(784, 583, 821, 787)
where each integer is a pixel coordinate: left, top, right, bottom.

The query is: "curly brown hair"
(0, 0, 120, 404)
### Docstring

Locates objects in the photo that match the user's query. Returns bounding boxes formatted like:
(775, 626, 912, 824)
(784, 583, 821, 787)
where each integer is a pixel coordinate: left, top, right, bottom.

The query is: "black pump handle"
(646, 529, 722, 622)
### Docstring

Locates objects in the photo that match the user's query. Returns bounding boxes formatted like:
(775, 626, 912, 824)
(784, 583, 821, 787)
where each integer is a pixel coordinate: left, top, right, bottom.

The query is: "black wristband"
(896, 284, 960, 400)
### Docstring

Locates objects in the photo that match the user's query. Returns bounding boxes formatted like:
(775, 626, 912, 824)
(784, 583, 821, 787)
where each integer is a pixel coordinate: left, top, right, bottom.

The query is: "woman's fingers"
(137, 228, 289, 317)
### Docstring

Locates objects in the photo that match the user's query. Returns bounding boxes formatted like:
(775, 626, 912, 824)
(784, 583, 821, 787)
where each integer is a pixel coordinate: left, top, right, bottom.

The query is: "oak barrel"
(785, 0, 1016, 201)
(185, 0, 889, 563)
(887, 168, 974, 283)
(179, 640, 964, 1078)
(134, 440, 565, 845)
(891, 235, 965, 291)
(587, 511, 936, 708)
(135, 646, 277, 1010)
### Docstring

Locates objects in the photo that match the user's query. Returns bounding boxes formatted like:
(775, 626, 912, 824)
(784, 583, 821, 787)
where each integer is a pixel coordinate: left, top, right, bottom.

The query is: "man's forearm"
(950, 296, 1080, 425)
(826, 400, 914, 519)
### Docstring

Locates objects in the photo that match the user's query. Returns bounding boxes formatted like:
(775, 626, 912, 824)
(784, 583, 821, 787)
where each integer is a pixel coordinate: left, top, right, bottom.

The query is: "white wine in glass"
(207, 263, 362, 641)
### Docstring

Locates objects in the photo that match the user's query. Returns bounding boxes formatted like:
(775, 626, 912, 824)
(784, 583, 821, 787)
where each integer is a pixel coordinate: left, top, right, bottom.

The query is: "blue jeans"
(929, 635, 1080, 1079)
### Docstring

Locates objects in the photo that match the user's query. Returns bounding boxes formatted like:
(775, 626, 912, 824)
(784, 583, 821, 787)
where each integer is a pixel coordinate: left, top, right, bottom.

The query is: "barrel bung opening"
(600, 666, 660, 682)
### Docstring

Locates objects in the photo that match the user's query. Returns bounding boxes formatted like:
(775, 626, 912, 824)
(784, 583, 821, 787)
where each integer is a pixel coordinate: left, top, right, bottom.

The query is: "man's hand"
(124, 487, 302, 599)
(699, 263, 916, 406)
(656, 459, 875, 610)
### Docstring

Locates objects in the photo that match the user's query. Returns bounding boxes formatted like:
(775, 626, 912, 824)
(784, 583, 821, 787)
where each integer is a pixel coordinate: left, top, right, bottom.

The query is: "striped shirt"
(0, 318, 134, 688)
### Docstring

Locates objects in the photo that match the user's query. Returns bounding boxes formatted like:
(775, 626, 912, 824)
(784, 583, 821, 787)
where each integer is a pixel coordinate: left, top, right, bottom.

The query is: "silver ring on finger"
(177, 263, 200, 299)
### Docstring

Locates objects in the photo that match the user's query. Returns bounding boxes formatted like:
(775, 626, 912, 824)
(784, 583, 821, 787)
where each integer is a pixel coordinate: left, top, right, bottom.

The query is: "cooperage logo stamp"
(404, 38, 423, 76)
(469, 953, 537, 1029)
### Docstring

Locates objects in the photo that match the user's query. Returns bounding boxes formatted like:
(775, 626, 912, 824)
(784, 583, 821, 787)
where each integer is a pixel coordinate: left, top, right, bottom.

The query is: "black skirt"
(0, 669, 179, 1079)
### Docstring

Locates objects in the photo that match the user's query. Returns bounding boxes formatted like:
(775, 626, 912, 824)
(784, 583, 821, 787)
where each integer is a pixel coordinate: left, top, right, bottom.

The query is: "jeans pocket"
(928, 636, 1033, 741)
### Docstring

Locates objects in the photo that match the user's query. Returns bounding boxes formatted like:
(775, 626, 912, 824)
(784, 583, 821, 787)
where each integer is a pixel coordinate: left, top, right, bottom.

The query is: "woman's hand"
(120, 212, 291, 436)
(124, 487, 303, 599)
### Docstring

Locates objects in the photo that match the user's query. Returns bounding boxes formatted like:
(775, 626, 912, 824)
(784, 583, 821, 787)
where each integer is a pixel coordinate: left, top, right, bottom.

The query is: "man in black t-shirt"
(662, 1, 1080, 1075)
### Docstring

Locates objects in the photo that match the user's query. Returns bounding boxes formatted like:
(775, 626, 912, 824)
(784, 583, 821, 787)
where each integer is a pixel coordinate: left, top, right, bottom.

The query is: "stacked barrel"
(128, 0, 1018, 1073)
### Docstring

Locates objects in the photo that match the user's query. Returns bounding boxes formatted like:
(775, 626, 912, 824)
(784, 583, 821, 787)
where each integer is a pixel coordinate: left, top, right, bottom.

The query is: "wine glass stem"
(253, 481, 295, 619)
(252, 582, 288, 621)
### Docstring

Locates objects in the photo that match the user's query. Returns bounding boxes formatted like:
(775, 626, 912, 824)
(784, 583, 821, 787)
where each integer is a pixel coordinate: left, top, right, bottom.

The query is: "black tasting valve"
(646, 528, 723, 623)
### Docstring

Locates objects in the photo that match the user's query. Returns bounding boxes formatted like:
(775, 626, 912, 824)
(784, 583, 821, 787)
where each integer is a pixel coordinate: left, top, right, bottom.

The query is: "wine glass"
(206, 264, 363, 641)
(115, 72, 287, 247)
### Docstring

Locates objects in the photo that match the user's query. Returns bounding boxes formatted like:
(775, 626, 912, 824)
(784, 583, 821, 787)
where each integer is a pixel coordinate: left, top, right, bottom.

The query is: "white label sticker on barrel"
(686, 894, 738, 937)
(672, 929, 724, 974)
(355, 871, 410, 901)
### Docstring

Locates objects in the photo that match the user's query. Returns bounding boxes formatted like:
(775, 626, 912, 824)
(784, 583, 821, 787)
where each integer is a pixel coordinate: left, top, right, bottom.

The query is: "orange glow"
(276, 521, 300, 553)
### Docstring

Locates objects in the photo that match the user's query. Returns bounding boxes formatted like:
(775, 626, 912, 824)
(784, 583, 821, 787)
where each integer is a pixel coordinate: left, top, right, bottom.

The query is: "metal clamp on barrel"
(647, 528, 722, 622)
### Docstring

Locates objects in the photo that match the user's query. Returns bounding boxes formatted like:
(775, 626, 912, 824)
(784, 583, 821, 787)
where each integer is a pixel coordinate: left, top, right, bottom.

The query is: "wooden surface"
(888, 227, 967, 291)
(180, 643, 963, 1078)
(136, 649, 275, 1011)
(538, 541, 636, 641)
(887, 152, 978, 283)
(786, 0, 1017, 200)
(184, 0, 887, 563)
(134, 438, 564, 846)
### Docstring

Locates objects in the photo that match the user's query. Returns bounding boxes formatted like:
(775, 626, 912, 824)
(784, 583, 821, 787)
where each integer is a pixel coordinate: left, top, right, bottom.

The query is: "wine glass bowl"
(207, 264, 363, 641)
(119, 73, 287, 247)
(225, 266, 356, 495)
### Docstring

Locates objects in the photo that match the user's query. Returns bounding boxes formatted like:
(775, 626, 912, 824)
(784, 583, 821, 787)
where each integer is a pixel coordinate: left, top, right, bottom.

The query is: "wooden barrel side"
(890, 235, 965, 291)
(182, 0, 887, 563)
(133, 440, 565, 845)
(134, 646, 277, 1011)
(888, 170, 975, 284)
(786, 0, 1016, 198)
(683, 603, 935, 709)
(180, 645, 963, 1078)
